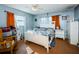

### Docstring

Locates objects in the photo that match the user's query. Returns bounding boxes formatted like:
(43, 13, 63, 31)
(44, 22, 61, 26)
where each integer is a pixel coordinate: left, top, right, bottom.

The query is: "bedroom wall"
(0, 4, 34, 31)
(74, 5, 79, 21)
(34, 8, 74, 28)
(33, 8, 74, 38)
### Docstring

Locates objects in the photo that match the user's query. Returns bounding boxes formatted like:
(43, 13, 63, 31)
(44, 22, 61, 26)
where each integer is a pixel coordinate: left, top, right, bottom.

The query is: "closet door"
(70, 21, 78, 45)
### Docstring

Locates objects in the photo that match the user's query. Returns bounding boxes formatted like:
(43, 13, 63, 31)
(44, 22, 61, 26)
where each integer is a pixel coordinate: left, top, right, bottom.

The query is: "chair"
(0, 40, 14, 53)
(0, 28, 14, 53)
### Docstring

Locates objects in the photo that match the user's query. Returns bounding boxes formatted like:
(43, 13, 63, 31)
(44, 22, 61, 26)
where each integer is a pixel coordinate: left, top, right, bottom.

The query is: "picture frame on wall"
(62, 16, 67, 20)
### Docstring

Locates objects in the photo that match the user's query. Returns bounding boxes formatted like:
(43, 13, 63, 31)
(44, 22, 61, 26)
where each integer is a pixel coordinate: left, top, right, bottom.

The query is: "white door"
(70, 21, 78, 45)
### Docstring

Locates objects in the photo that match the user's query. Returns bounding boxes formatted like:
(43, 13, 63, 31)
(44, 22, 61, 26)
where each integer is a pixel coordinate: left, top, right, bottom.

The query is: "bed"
(25, 28, 55, 53)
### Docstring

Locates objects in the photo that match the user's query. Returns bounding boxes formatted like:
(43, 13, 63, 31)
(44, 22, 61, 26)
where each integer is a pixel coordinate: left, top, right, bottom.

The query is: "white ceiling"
(5, 4, 77, 15)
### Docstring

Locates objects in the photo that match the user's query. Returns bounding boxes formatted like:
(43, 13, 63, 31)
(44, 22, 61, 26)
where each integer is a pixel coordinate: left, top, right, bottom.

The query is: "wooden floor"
(14, 40, 28, 54)
(0, 38, 79, 54)
(26, 38, 79, 54)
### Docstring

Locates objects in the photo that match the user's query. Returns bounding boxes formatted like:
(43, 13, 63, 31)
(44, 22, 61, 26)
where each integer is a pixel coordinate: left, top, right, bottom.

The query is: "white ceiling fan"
(32, 4, 41, 11)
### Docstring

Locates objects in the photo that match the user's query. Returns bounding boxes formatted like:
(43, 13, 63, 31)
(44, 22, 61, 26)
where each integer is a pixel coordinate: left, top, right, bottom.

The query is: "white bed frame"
(25, 31, 50, 53)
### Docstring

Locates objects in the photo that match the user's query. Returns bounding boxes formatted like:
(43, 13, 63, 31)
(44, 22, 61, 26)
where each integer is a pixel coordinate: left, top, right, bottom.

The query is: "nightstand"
(55, 30, 65, 40)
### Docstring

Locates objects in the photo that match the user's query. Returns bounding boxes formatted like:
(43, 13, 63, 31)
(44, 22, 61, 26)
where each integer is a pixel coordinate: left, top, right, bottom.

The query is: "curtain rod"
(4, 10, 11, 12)
(4, 10, 13, 14)
(4, 10, 8, 12)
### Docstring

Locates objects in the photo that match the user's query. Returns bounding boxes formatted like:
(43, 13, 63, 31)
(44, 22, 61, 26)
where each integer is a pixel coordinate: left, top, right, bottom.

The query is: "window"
(14, 15, 26, 40)
(15, 15, 26, 26)
(39, 17, 53, 28)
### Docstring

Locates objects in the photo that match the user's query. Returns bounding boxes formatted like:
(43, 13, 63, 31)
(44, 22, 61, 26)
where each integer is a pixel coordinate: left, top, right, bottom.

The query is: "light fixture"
(32, 4, 39, 11)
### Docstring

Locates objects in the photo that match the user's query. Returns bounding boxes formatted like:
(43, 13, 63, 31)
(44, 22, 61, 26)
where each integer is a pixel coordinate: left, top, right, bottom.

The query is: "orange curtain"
(7, 11, 15, 27)
(52, 16, 60, 29)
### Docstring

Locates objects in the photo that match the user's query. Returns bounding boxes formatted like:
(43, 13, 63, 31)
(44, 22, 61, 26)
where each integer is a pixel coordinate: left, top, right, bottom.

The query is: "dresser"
(55, 29, 65, 40)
